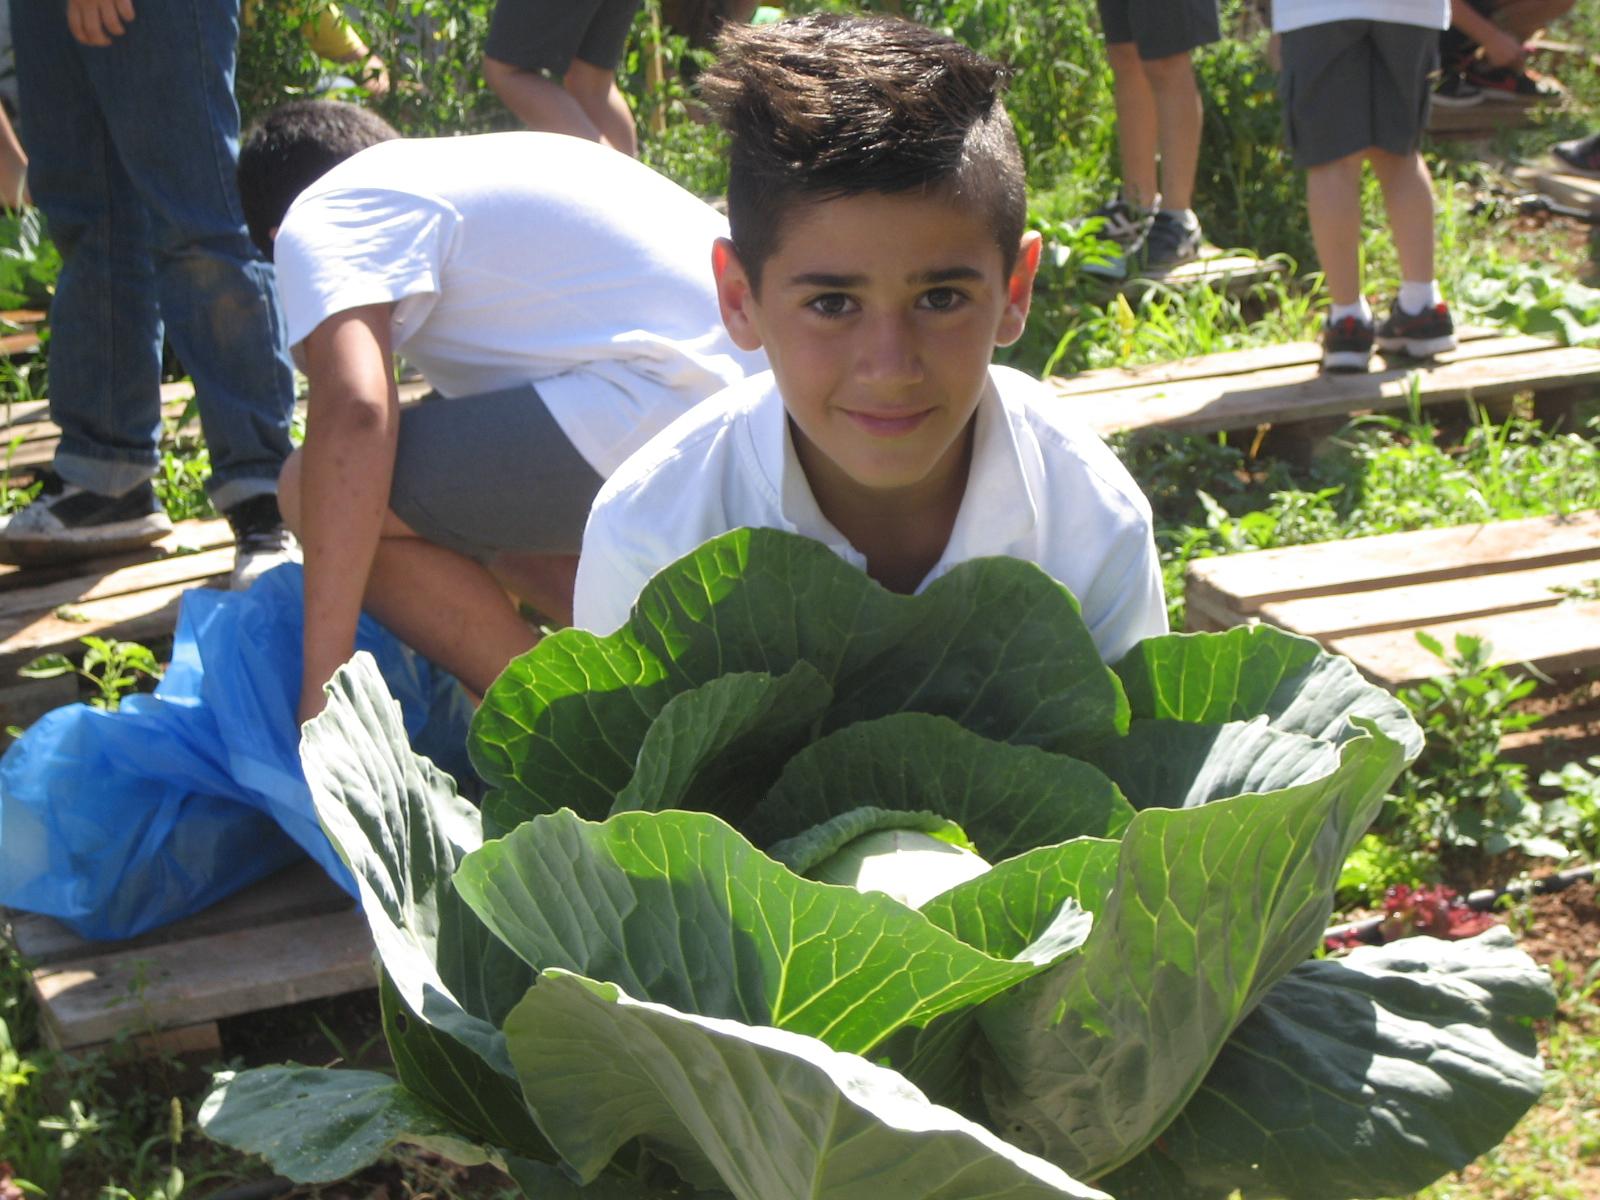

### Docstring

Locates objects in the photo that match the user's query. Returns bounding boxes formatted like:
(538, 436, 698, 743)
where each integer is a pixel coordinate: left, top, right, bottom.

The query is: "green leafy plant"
(0, 209, 60, 312)
(200, 529, 1554, 1200)
(20, 637, 164, 711)
(1388, 633, 1568, 869)
(1540, 756, 1600, 862)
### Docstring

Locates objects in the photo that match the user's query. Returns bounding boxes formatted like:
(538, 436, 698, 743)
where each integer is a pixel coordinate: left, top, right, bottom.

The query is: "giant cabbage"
(201, 529, 1554, 1198)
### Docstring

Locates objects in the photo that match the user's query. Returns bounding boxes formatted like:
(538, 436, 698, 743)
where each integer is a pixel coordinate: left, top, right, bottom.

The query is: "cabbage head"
(200, 529, 1555, 1199)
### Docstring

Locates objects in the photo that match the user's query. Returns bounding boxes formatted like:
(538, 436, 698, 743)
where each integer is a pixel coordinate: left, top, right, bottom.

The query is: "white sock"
(1160, 207, 1200, 230)
(1330, 299, 1372, 324)
(1398, 280, 1443, 313)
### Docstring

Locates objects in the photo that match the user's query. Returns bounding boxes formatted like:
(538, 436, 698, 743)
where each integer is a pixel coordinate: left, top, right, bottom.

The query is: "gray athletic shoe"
(1081, 194, 1157, 279)
(0, 473, 172, 565)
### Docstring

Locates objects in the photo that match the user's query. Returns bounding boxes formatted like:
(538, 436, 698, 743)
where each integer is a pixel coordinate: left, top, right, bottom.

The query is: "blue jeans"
(13, 0, 295, 510)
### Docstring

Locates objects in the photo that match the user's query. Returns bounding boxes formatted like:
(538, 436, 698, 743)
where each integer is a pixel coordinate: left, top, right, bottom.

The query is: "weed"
(20, 637, 164, 712)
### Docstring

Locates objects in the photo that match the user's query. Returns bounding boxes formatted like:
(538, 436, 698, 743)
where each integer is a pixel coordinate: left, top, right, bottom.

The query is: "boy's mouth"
(844, 407, 934, 437)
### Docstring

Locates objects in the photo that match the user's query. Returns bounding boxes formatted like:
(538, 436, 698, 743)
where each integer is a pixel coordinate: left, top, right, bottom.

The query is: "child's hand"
(1480, 27, 1528, 70)
(67, 0, 136, 46)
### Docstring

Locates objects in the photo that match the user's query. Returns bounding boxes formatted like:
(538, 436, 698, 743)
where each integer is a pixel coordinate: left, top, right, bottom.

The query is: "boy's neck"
(791, 418, 975, 595)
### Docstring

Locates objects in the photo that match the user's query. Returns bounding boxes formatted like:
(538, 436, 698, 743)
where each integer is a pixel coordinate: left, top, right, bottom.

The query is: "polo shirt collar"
(751, 370, 1037, 575)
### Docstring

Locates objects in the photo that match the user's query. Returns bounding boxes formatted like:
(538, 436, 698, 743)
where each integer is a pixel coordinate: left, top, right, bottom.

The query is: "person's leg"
(1105, 40, 1159, 207)
(562, 59, 638, 156)
(1305, 152, 1367, 307)
(484, 57, 610, 142)
(278, 451, 538, 697)
(85, 0, 297, 514)
(1369, 149, 1436, 288)
(1142, 51, 1203, 212)
(12, 0, 166, 497)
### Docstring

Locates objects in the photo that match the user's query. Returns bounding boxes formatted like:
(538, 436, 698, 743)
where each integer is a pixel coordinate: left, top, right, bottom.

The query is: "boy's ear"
(712, 238, 765, 352)
(995, 231, 1043, 349)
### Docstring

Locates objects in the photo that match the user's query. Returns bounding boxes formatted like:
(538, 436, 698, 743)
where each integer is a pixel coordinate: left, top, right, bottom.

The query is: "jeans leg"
(58, 0, 295, 511)
(13, 0, 165, 496)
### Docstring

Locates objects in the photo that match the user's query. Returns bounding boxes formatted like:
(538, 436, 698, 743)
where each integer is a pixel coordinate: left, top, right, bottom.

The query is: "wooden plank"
(8, 860, 352, 967)
(1048, 326, 1504, 400)
(0, 544, 232, 623)
(1259, 558, 1600, 639)
(1428, 102, 1540, 139)
(0, 519, 231, 595)
(33, 907, 374, 1049)
(1061, 341, 1600, 437)
(0, 571, 227, 677)
(1329, 599, 1600, 689)
(1118, 250, 1283, 298)
(1185, 511, 1600, 617)
(0, 673, 77, 736)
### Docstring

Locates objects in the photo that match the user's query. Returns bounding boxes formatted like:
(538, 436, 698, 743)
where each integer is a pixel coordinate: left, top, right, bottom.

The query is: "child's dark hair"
(238, 100, 400, 260)
(698, 13, 1026, 291)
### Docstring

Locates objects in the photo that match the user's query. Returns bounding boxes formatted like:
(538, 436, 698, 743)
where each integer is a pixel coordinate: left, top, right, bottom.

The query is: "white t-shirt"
(1272, 0, 1449, 33)
(274, 132, 767, 477)
(574, 366, 1169, 664)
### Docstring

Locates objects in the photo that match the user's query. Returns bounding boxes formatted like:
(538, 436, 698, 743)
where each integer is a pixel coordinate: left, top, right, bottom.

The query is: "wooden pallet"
(1048, 326, 1600, 439)
(1508, 155, 1600, 215)
(1114, 244, 1283, 298)
(5, 860, 373, 1053)
(0, 518, 233, 732)
(1185, 510, 1600, 689)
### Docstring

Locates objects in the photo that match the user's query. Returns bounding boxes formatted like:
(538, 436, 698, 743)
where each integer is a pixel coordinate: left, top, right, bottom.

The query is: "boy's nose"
(854, 315, 924, 385)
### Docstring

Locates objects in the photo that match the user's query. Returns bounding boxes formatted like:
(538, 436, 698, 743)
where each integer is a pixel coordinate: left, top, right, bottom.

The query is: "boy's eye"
(807, 293, 857, 318)
(919, 287, 966, 311)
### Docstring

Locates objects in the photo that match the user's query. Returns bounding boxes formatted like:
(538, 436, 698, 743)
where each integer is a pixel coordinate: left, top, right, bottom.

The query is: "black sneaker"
(0, 472, 172, 564)
(1321, 314, 1375, 373)
(1081, 194, 1156, 279)
(1376, 302, 1457, 360)
(1135, 210, 1203, 275)
(1552, 131, 1600, 177)
(225, 493, 299, 590)
(1432, 72, 1484, 108)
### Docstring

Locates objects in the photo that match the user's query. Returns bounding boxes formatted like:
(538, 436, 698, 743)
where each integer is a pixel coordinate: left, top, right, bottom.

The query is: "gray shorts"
(1278, 21, 1437, 168)
(484, 0, 641, 73)
(390, 383, 605, 563)
(1097, 0, 1220, 59)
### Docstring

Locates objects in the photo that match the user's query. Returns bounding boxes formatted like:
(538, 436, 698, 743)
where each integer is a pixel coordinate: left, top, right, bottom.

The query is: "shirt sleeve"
(274, 188, 457, 350)
(1081, 518, 1169, 666)
(573, 512, 656, 636)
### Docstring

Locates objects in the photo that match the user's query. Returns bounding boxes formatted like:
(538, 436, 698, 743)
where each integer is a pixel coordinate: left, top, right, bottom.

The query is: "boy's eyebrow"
(786, 265, 988, 288)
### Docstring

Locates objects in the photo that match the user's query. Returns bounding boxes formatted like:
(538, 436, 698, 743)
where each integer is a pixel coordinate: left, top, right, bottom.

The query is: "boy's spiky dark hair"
(698, 13, 1026, 290)
(238, 100, 400, 260)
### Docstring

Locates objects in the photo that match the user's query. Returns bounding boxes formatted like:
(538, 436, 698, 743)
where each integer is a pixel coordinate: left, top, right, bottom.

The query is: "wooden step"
(1508, 156, 1600, 215)
(1185, 511, 1600, 688)
(1049, 328, 1600, 438)
(1427, 98, 1545, 141)
(7, 860, 373, 1051)
(1111, 245, 1283, 298)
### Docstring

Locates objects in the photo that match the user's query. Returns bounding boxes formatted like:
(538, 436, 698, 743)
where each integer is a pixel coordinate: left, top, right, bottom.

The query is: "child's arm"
(1449, 0, 1525, 68)
(296, 302, 401, 722)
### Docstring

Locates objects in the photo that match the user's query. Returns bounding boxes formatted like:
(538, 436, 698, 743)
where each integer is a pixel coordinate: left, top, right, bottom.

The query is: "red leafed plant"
(1378, 884, 1498, 943)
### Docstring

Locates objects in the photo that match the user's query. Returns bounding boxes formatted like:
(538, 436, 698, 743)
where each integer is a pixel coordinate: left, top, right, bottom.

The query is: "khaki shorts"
(1279, 21, 1437, 169)
(390, 383, 605, 563)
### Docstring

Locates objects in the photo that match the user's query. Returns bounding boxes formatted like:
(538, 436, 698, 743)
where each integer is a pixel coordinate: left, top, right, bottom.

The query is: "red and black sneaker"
(1464, 63, 1562, 104)
(1376, 302, 1457, 360)
(1321, 314, 1374, 374)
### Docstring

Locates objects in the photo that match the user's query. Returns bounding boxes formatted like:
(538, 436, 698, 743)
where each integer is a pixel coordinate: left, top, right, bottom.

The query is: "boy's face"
(713, 191, 1041, 507)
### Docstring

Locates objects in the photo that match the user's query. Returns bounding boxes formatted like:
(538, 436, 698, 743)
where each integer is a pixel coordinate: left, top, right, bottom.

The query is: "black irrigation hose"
(1323, 863, 1597, 946)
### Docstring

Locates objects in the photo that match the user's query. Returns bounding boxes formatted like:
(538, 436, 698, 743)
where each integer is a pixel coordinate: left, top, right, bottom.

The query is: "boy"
(1272, 2, 1458, 372)
(236, 101, 765, 720)
(1084, 0, 1220, 277)
(574, 15, 1167, 665)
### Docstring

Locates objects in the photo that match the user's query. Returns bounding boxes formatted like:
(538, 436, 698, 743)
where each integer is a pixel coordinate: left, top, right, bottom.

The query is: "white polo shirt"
(574, 366, 1169, 664)
(274, 132, 766, 477)
(1272, 0, 1448, 33)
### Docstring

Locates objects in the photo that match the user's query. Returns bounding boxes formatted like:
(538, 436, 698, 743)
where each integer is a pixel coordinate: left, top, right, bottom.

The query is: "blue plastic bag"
(0, 564, 471, 940)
